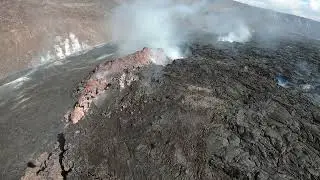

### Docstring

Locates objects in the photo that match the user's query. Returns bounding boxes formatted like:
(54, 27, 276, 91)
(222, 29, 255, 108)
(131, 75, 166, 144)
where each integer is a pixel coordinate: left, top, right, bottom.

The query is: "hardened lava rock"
(59, 41, 320, 180)
(21, 39, 320, 180)
(67, 47, 168, 124)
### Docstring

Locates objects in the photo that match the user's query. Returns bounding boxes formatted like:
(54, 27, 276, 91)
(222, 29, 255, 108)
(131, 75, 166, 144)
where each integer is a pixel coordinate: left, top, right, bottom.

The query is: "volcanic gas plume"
(109, 0, 253, 63)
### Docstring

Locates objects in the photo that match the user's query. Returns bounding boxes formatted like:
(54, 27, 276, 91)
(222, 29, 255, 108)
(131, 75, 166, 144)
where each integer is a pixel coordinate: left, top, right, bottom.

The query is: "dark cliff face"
(21, 37, 320, 179)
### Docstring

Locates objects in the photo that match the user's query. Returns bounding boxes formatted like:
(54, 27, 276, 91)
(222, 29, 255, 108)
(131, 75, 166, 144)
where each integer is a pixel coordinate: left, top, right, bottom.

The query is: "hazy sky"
(234, 0, 320, 21)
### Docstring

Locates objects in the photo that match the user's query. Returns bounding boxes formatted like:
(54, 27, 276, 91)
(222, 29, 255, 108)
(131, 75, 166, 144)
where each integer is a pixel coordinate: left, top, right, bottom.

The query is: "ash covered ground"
(0, 1, 320, 180)
(20, 36, 320, 179)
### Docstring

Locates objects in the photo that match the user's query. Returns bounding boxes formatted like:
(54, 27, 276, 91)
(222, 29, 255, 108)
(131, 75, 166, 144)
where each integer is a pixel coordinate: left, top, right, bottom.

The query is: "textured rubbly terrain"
(20, 36, 320, 179)
(1, 1, 320, 180)
(66, 48, 168, 124)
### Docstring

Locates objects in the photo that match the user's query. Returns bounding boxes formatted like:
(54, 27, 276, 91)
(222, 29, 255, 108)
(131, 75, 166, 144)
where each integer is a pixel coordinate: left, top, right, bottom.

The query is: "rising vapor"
(109, 0, 253, 64)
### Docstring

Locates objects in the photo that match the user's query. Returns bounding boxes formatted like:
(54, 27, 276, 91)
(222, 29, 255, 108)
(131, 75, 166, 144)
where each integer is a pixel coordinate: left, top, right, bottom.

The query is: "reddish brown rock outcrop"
(67, 47, 168, 123)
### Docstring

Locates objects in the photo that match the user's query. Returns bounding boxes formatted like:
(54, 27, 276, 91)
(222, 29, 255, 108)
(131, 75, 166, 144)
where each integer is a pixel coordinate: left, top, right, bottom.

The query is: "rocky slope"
(1, 1, 320, 179)
(2, 0, 320, 79)
(21, 36, 320, 179)
(0, 0, 119, 79)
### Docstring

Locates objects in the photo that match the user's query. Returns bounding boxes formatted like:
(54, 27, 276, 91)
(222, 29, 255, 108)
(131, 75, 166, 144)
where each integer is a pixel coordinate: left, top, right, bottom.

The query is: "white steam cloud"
(110, 0, 253, 64)
(110, 0, 190, 64)
(217, 23, 252, 43)
(109, 0, 320, 64)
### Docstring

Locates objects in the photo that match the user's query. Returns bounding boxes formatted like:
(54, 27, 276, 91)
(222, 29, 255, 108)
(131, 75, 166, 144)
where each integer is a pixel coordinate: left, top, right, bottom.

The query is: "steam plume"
(109, 0, 253, 64)
(109, 0, 320, 65)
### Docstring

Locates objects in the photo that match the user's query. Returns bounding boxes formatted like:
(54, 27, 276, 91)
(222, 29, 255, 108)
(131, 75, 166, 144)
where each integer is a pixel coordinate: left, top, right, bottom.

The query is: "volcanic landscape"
(0, 0, 320, 179)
